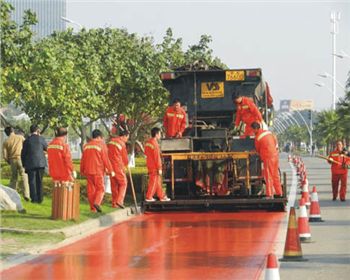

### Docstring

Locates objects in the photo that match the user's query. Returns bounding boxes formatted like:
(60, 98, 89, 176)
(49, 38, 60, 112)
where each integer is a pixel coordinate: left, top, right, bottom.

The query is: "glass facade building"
(7, 0, 66, 38)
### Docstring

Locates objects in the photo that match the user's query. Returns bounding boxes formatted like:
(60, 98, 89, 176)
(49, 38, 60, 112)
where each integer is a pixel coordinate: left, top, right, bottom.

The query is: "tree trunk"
(80, 125, 87, 152)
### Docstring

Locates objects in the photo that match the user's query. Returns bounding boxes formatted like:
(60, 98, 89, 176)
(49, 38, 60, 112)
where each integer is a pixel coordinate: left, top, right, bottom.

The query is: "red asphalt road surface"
(1, 211, 284, 280)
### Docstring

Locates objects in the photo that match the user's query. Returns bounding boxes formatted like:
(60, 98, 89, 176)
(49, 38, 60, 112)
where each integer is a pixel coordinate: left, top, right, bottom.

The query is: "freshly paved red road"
(1, 211, 284, 280)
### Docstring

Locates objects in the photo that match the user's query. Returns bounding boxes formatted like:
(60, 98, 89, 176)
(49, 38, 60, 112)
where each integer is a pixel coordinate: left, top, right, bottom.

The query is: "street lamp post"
(281, 112, 300, 127)
(333, 50, 350, 59)
(330, 11, 341, 110)
(318, 72, 346, 90)
(292, 110, 313, 155)
(61, 16, 83, 30)
(314, 82, 340, 102)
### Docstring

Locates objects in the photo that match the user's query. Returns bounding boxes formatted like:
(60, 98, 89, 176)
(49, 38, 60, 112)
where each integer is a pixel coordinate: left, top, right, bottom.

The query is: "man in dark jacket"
(21, 124, 48, 203)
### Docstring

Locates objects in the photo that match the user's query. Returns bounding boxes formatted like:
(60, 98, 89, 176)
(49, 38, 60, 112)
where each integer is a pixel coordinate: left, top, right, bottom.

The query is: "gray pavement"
(278, 154, 350, 280)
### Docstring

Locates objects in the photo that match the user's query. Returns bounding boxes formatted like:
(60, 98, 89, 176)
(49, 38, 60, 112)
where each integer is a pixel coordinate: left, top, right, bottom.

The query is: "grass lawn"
(0, 196, 121, 230)
(0, 157, 147, 261)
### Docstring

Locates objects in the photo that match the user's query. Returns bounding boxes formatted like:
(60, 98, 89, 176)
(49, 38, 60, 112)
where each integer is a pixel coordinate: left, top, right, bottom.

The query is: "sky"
(67, 0, 350, 111)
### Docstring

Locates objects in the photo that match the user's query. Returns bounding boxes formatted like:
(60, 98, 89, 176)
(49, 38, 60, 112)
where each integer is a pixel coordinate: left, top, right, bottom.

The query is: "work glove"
(110, 171, 116, 177)
(158, 169, 163, 176)
(72, 171, 77, 179)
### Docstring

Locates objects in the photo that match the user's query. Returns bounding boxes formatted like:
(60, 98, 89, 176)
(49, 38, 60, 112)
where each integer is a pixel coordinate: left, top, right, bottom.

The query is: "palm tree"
(314, 110, 343, 153)
(336, 90, 350, 146)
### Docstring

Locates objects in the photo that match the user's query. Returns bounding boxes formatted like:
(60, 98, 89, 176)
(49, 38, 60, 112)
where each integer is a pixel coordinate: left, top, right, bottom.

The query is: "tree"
(1, 0, 37, 105)
(336, 72, 350, 145)
(103, 34, 169, 152)
(157, 27, 185, 70)
(284, 125, 308, 148)
(185, 34, 227, 69)
(313, 110, 343, 153)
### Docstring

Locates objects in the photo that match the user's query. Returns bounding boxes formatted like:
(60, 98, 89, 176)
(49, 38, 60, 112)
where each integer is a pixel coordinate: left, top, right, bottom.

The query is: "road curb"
(0, 206, 141, 271)
(0, 206, 141, 238)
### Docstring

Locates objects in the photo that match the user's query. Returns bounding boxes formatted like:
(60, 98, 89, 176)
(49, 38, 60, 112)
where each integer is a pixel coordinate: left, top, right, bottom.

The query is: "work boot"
(116, 203, 125, 209)
(94, 204, 102, 213)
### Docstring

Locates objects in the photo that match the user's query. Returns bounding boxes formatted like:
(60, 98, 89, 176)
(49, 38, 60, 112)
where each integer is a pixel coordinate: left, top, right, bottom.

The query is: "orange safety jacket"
(235, 97, 263, 127)
(329, 149, 349, 175)
(47, 137, 74, 181)
(107, 137, 128, 172)
(163, 106, 186, 137)
(254, 129, 278, 161)
(144, 138, 162, 172)
(80, 138, 113, 176)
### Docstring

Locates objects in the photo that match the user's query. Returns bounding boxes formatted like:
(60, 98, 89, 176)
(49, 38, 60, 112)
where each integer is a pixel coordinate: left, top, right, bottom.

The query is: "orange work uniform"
(80, 138, 113, 211)
(235, 97, 263, 136)
(47, 137, 74, 181)
(163, 106, 186, 138)
(329, 149, 349, 201)
(144, 138, 166, 200)
(107, 137, 128, 207)
(255, 129, 282, 197)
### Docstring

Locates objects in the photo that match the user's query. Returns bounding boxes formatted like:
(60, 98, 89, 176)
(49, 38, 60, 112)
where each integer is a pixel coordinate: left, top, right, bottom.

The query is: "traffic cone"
(298, 198, 312, 243)
(309, 186, 324, 222)
(301, 183, 310, 207)
(265, 253, 280, 280)
(280, 207, 307, 261)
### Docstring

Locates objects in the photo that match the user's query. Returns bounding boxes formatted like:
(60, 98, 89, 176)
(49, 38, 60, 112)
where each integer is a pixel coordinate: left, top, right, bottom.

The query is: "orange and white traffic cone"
(309, 186, 324, 222)
(299, 176, 307, 195)
(280, 207, 307, 261)
(298, 198, 312, 243)
(265, 253, 280, 280)
(301, 183, 310, 207)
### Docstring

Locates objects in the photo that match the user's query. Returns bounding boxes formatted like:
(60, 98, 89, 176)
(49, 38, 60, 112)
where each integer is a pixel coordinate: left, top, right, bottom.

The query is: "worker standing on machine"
(251, 122, 283, 199)
(233, 90, 263, 136)
(163, 98, 186, 138)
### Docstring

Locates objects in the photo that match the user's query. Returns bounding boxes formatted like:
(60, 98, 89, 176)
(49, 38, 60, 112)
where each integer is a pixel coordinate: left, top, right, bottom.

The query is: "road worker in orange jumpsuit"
(107, 130, 129, 209)
(163, 98, 187, 138)
(251, 122, 283, 198)
(144, 127, 170, 202)
(233, 91, 263, 136)
(328, 140, 350, 201)
(80, 129, 114, 212)
(47, 127, 75, 182)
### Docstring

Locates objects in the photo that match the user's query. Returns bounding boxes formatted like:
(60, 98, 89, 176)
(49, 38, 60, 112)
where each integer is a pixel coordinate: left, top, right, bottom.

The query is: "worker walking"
(163, 98, 186, 138)
(2, 127, 30, 201)
(107, 130, 129, 209)
(80, 129, 114, 212)
(145, 127, 170, 202)
(47, 127, 75, 182)
(328, 140, 349, 201)
(233, 90, 263, 136)
(251, 122, 283, 198)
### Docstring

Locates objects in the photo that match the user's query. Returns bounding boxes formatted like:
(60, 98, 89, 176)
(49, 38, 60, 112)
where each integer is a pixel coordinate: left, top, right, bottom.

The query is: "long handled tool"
(316, 154, 350, 169)
(127, 166, 139, 214)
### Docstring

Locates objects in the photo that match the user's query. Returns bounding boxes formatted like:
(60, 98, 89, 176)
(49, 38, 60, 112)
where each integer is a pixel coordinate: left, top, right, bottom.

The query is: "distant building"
(7, 0, 66, 38)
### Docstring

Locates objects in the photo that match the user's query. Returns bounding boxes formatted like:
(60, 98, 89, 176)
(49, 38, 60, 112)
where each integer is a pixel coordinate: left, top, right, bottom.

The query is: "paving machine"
(142, 65, 287, 211)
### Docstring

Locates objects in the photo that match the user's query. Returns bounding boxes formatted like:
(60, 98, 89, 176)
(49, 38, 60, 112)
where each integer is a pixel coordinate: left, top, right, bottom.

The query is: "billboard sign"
(280, 99, 314, 112)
